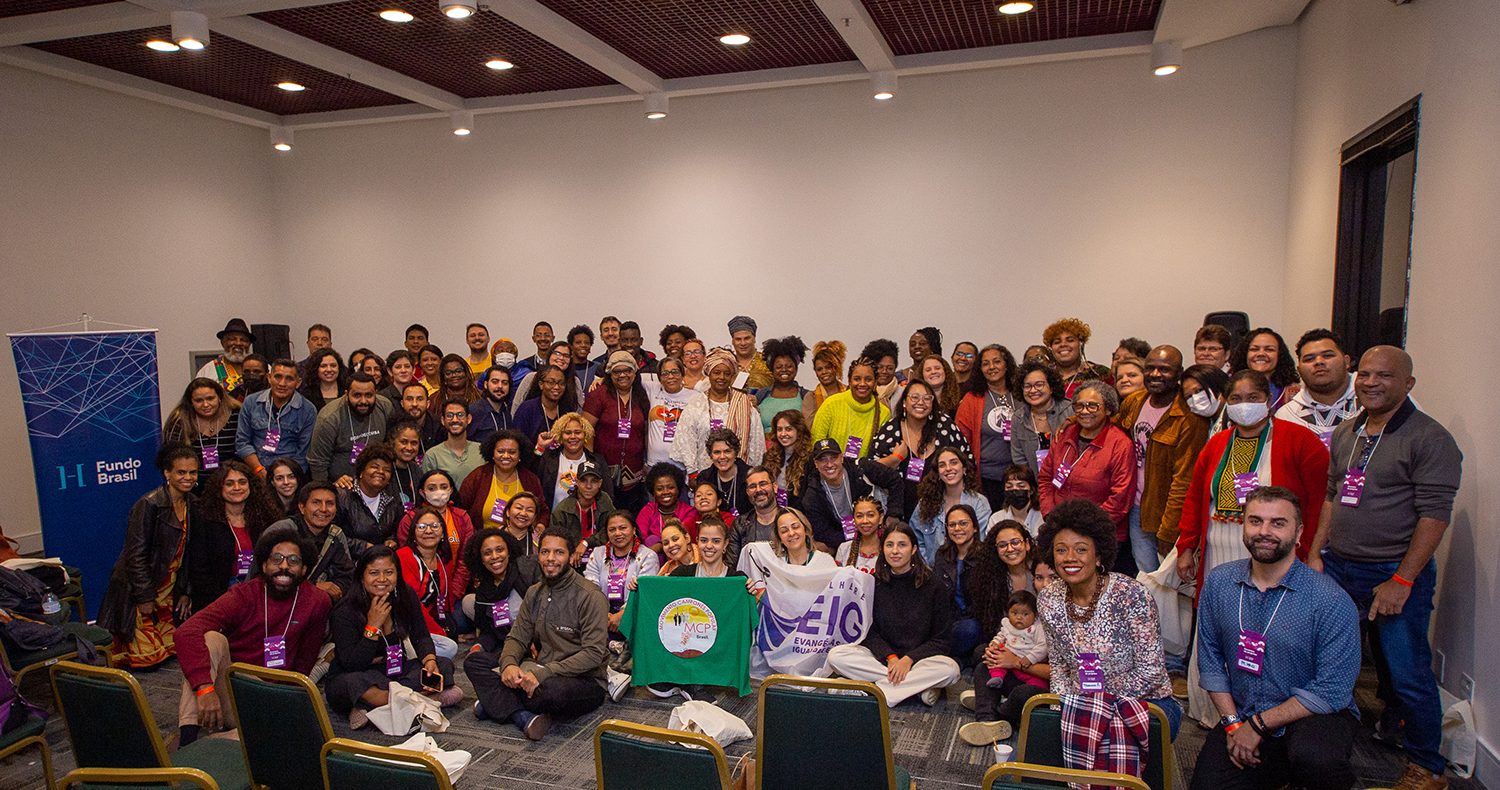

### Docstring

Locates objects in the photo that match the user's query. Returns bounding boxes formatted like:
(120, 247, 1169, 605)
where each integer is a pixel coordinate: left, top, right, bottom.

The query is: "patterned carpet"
(0, 659, 1483, 789)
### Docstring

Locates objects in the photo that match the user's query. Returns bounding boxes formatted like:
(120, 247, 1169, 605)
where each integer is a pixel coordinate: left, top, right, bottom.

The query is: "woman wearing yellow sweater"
(810, 357, 890, 460)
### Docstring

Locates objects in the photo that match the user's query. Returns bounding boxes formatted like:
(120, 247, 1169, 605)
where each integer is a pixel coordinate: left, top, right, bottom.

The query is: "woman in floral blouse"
(1035, 498, 1181, 736)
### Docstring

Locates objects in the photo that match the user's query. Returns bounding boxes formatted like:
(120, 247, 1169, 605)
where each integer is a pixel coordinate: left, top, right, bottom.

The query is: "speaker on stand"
(251, 323, 291, 361)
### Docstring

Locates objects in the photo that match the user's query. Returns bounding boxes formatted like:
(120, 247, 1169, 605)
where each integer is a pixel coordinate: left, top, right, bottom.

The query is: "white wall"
(271, 28, 1296, 362)
(1285, 0, 1500, 781)
(0, 65, 281, 552)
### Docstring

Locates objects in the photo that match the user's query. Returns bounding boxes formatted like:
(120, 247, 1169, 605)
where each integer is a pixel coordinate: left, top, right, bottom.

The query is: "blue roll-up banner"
(8, 330, 162, 618)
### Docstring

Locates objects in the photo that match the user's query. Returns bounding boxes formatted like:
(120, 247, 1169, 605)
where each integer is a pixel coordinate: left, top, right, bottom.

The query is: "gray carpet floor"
(0, 658, 1482, 789)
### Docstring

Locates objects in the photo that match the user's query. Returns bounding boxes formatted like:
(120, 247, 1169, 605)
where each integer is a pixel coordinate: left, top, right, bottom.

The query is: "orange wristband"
(1391, 573, 1414, 588)
(1224, 721, 1244, 734)
(195, 684, 215, 697)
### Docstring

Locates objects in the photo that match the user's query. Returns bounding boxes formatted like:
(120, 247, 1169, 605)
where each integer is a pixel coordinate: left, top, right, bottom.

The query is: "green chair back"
(50, 662, 168, 770)
(1015, 694, 1173, 790)
(59, 766, 218, 789)
(594, 719, 731, 790)
(756, 675, 902, 790)
(983, 761, 1150, 790)
(226, 663, 334, 789)
(321, 738, 453, 790)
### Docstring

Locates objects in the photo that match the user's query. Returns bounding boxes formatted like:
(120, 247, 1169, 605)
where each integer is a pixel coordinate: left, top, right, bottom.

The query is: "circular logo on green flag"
(658, 597, 718, 657)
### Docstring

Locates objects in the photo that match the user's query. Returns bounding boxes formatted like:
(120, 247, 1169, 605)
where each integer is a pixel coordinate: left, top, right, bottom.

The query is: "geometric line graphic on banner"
(10, 332, 162, 442)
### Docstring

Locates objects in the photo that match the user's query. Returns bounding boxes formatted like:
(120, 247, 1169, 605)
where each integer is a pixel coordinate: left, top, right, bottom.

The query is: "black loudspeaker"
(252, 323, 291, 360)
(1203, 311, 1250, 349)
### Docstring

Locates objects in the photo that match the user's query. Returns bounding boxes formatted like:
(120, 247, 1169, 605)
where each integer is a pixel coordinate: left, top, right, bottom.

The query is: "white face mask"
(493, 352, 517, 369)
(424, 489, 452, 507)
(1225, 401, 1269, 427)
(1187, 390, 1220, 418)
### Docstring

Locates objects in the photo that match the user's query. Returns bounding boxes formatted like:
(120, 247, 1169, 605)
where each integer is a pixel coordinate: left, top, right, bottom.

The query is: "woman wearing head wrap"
(668, 348, 765, 472)
(801, 340, 847, 423)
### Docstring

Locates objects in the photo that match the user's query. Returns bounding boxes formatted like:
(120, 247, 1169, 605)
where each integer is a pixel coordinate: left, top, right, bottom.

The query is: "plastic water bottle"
(41, 592, 63, 624)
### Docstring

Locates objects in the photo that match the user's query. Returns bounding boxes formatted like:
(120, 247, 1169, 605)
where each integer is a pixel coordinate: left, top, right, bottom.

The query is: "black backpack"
(0, 566, 47, 619)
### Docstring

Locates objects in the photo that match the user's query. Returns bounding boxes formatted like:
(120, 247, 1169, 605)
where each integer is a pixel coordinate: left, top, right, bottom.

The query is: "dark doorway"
(1332, 98, 1419, 358)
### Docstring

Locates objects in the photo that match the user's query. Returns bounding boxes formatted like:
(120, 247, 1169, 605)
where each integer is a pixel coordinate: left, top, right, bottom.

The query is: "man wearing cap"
(198, 318, 255, 403)
(549, 460, 617, 549)
(727, 316, 772, 390)
(801, 438, 881, 553)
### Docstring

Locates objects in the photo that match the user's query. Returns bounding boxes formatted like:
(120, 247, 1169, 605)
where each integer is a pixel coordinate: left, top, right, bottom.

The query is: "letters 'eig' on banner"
(8, 330, 162, 617)
(738, 542, 873, 679)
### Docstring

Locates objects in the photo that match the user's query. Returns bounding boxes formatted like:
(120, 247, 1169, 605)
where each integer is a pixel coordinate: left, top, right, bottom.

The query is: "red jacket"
(1038, 422, 1136, 539)
(954, 392, 989, 469)
(175, 576, 332, 688)
(396, 545, 467, 636)
(455, 464, 547, 529)
(1174, 418, 1330, 593)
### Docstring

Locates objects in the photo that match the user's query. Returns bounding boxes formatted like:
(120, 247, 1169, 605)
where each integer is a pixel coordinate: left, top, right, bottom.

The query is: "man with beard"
(1275, 329, 1360, 448)
(400, 382, 447, 452)
(237, 359, 318, 475)
(725, 466, 779, 571)
(307, 372, 393, 485)
(591, 315, 621, 366)
(174, 524, 333, 745)
(1114, 345, 1209, 572)
(465, 528, 608, 740)
(268, 482, 355, 600)
(197, 318, 255, 402)
(800, 439, 878, 553)
(464, 323, 491, 377)
(1189, 486, 1359, 790)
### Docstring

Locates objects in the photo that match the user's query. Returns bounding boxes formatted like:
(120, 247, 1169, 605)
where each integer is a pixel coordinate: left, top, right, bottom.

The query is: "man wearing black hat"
(549, 460, 616, 549)
(197, 318, 255, 402)
(801, 438, 880, 553)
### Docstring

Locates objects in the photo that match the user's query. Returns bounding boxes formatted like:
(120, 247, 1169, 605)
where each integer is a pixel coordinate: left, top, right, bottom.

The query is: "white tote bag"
(667, 700, 754, 748)
(366, 682, 451, 736)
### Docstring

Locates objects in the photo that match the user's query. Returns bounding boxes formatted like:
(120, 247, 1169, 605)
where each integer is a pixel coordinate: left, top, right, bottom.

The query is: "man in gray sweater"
(1308, 346, 1462, 790)
(306, 372, 392, 484)
(464, 528, 608, 740)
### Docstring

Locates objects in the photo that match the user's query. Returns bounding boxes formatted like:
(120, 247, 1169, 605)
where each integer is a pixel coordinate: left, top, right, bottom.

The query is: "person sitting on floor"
(465, 528, 609, 740)
(174, 524, 332, 746)
(326, 545, 463, 728)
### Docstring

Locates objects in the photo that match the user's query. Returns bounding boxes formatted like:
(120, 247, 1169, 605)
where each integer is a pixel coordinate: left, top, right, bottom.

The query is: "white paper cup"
(992, 743, 1014, 763)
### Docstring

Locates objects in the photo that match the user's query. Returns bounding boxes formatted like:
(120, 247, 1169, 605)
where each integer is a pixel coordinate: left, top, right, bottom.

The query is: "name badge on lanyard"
(709, 418, 724, 431)
(840, 514, 856, 540)
(1236, 629, 1267, 675)
(385, 642, 403, 677)
(905, 456, 926, 482)
(490, 496, 510, 524)
(235, 550, 253, 577)
(491, 599, 512, 628)
(607, 561, 628, 603)
(1000, 419, 1013, 441)
(1339, 469, 1366, 507)
(1035, 449, 1049, 469)
(200, 446, 220, 471)
(1052, 458, 1076, 489)
(1317, 427, 1333, 449)
(776, 487, 788, 507)
(1077, 652, 1104, 692)
(1233, 472, 1259, 505)
(663, 420, 678, 441)
(350, 441, 367, 465)
(260, 429, 282, 454)
(617, 418, 631, 439)
(844, 435, 863, 459)
(263, 635, 287, 669)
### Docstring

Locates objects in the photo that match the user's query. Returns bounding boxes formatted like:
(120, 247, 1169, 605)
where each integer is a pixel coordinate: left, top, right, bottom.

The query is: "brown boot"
(1393, 762, 1448, 790)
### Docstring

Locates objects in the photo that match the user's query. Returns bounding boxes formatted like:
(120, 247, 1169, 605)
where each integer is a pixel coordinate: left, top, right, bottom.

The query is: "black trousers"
(324, 657, 456, 716)
(1189, 711, 1357, 790)
(463, 649, 606, 723)
(970, 663, 1048, 725)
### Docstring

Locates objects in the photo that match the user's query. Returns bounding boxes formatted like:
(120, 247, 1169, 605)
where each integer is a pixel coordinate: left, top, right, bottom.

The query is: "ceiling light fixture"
(270, 126, 293, 152)
(719, 33, 750, 46)
(144, 40, 180, 52)
(644, 92, 668, 120)
(171, 10, 210, 50)
(1151, 40, 1182, 76)
(996, 1, 1035, 14)
(276, 81, 305, 92)
(485, 58, 514, 70)
(871, 70, 896, 101)
(440, 0, 476, 19)
(378, 9, 414, 22)
(451, 110, 474, 136)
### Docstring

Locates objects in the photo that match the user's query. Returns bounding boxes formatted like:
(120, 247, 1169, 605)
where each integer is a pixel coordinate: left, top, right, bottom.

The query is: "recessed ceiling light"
(996, 1, 1035, 14)
(273, 142, 293, 152)
(276, 81, 306, 92)
(719, 33, 750, 46)
(145, 40, 180, 52)
(378, 9, 414, 22)
(441, 0, 476, 19)
(485, 58, 514, 70)
(178, 38, 205, 51)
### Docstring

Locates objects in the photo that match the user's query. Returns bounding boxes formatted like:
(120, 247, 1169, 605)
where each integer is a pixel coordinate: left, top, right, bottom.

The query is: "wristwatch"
(1219, 713, 1242, 729)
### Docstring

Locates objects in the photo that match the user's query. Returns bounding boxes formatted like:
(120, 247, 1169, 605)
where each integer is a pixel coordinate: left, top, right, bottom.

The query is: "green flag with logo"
(620, 576, 759, 696)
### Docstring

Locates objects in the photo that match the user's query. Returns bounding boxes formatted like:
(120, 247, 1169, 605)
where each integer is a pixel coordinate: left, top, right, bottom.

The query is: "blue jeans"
(951, 616, 985, 665)
(1127, 504, 1161, 575)
(1322, 552, 1442, 773)
(1148, 695, 1183, 740)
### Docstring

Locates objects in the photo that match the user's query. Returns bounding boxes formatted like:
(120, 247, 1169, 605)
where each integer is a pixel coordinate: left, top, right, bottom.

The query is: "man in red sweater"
(175, 524, 333, 745)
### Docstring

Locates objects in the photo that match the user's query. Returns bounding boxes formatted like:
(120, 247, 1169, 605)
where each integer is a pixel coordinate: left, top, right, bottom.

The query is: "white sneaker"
(607, 669, 631, 703)
(920, 687, 941, 706)
(306, 642, 335, 684)
(959, 720, 1012, 746)
(959, 689, 976, 711)
(647, 683, 691, 701)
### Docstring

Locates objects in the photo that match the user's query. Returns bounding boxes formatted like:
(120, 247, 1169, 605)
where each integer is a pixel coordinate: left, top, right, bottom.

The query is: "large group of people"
(92, 313, 1460, 790)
